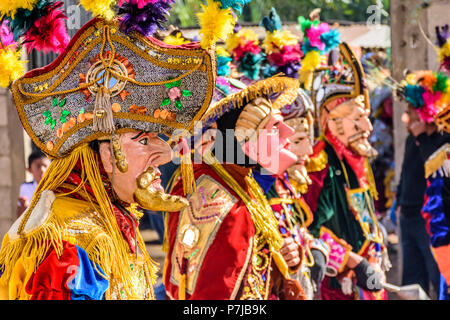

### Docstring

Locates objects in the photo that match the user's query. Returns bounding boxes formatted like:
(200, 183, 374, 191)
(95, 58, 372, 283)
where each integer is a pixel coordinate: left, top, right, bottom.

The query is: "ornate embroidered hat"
(10, 18, 216, 159)
(310, 42, 370, 133)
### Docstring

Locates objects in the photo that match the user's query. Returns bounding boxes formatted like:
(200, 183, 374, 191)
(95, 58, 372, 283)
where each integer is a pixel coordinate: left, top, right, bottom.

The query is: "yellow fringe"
(0, 213, 66, 286)
(0, 144, 157, 299)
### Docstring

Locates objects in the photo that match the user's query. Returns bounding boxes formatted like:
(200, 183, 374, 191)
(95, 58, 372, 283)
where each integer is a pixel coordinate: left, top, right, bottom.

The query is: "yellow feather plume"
(0, 0, 36, 19)
(216, 45, 230, 57)
(225, 28, 259, 52)
(262, 30, 298, 55)
(197, 0, 236, 50)
(163, 32, 190, 46)
(0, 47, 27, 88)
(439, 40, 450, 64)
(79, 0, 116, 21)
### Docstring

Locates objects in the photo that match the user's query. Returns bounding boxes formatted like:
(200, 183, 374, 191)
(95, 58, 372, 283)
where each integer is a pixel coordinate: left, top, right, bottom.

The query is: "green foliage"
(168, 0, 203, 27)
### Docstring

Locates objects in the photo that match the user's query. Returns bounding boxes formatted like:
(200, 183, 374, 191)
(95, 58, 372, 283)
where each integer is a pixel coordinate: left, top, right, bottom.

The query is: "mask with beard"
(348, 131, 378, 158)
(134, 167, 189, 212)
(287, 162, 312, 188)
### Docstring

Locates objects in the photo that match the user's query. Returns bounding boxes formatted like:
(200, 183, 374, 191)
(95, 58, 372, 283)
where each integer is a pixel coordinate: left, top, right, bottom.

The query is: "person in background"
(396, 97, 442, 297)
(17, 150, 51, 217)
(396, 69, 450, 299)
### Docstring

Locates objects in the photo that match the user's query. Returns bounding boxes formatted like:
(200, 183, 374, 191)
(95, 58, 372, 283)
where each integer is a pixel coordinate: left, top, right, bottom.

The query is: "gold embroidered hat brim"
(200, 75, 299, 129)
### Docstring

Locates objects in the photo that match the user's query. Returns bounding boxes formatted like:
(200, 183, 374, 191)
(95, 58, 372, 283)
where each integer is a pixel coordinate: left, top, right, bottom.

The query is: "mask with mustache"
(287, 162, 312, 187)
(348, 131, 378, 158)
(134, 167, 189, 212)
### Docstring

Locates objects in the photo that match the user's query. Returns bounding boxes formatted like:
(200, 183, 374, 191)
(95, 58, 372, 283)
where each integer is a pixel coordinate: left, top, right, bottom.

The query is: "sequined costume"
(0, 15, 215, 300)
(163, 76, 304, 300)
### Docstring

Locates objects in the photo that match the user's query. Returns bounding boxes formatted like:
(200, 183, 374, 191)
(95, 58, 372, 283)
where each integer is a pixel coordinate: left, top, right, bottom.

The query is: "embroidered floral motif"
(161, 79, 192, 111)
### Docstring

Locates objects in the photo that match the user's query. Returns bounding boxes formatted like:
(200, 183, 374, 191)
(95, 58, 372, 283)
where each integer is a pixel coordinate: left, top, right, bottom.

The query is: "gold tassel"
(161, 166, 182, 253)
(180, 152, 195, 196)
(272, 251, 289, 279)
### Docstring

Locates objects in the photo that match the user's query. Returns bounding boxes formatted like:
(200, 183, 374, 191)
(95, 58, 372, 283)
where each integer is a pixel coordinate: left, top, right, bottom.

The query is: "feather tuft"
(79, 0, 116, 21)
(0, 0, 37, 19)
(23, 1, 69, 54)
(260, 7, 281, 33)
(196, 0, 236, 50)
(0, 46, 27, 88)
(118, 0, 174, 36)
(0, 20, 16, 49)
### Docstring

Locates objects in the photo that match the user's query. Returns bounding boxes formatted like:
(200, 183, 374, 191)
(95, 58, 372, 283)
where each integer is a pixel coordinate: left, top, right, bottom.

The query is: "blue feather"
(260, 7, 281, 33)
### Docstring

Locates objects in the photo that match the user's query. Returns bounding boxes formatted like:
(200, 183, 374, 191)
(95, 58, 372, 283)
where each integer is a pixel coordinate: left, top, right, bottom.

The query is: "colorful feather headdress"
(0, 0, 180, 89)
(196, 0, 251, 51)
(397, 70, 449, 126)
(260, 7, 302, 79)
(297, 13, 341, 90)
